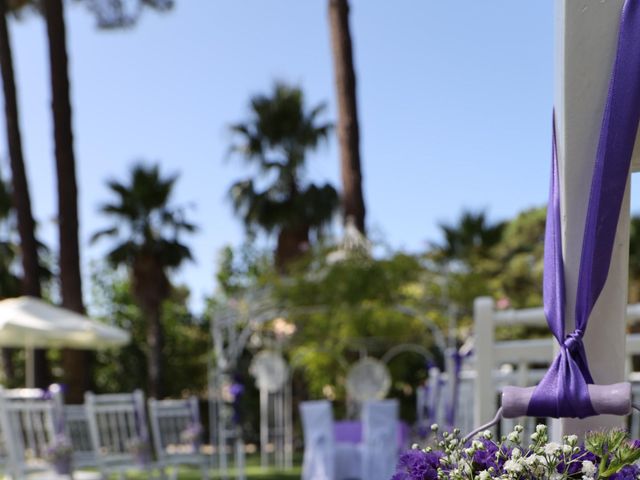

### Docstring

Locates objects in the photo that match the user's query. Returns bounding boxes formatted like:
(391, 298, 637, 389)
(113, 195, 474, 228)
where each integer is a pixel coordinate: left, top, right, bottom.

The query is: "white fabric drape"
(300, 401, 336, 480)
(361, 400, 399, 480)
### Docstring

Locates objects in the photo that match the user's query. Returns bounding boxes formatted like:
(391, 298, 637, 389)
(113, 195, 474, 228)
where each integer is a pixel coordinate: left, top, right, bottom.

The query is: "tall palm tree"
(435, 210, 505, 267)
(92, 163, 195, 398)
(328, 0, 366, 235)
(43, 0, 173, 402)
(229, 83, 339, 270)
(0, 0, 50, 387)
(43, 0, 87, 402)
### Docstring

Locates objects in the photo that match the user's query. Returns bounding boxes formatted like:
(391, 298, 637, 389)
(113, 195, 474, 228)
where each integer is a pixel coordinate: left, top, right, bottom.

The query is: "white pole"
(473, 297, 495, 428)
(556, 0, 634, 435)
(260, 388, 268, 468)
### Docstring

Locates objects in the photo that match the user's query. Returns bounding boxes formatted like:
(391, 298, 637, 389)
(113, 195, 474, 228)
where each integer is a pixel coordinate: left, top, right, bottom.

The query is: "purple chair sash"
(527, 0, 640, 418)
(334, 420, 409, 449)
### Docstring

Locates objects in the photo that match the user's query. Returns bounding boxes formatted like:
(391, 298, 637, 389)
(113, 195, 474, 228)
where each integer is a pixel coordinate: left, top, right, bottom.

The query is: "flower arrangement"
(125, 435, 150, 465)
(393, 424, 640, 480)
(180, 421, 203, 451)
(44, 434, 73, 475)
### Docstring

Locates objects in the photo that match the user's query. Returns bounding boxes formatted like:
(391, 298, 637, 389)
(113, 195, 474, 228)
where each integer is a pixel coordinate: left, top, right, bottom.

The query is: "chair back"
(148, 397, 203, 462)
(64, 404, 97, 468)
(300, 400, 335, 480)
(0, 387, 62, 478)
(84, 390, 151, 472)
(361, 399, 399, 480)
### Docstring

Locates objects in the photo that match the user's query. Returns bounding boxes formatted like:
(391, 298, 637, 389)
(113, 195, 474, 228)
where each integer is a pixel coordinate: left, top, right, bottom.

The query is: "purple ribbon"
(527, 0, 640, 418)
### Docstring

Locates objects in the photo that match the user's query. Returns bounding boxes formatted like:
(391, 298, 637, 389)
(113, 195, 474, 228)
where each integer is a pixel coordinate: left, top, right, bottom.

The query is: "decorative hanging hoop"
(249, 350, 289, 393)
(346, 357, 392, 403)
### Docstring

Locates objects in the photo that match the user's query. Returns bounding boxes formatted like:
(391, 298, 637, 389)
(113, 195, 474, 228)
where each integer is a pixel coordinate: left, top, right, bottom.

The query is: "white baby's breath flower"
(507, 432, 520, 443)
(504, 459, 523, 474)
(567, 435, 578, 445)
(473, 440, 484, 450)
(536, 424, 547, 434)
(478, 470, 491, 480)
(482, 430, 492, 439)
(511, 448, 521, 459)
(581, 460, 596, 476)
(562, 444, 573, 455)
(459, 459, 472, 475)
(544, 442, 561, 456)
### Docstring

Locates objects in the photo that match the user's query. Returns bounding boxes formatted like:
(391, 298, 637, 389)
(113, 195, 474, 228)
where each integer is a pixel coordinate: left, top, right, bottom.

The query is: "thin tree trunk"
(275, 225, 310, 272)
(328, 0, 366, 235)
(0, 0, 49, 388)
(145, 300, 164, 398)
(43, 0, 89, 402)
(133, 256, 168, 398)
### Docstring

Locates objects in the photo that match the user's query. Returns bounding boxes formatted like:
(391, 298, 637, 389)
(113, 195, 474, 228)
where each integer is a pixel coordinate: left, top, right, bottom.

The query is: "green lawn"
(124, 455, 301, 480)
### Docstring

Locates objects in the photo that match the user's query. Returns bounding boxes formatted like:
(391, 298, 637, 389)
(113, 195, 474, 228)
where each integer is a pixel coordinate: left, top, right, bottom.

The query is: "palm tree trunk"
(275, 225, 310, 272)
(0, 0, 49, 387)
(43, 0, 90, 402)
(328, 0, 366, 235)
(133, 257, 168, 398)
(145, 300, 164, 398)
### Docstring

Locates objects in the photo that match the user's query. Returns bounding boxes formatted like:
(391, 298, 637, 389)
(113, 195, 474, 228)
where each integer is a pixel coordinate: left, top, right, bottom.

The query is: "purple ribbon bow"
(527, 0, 640, 418)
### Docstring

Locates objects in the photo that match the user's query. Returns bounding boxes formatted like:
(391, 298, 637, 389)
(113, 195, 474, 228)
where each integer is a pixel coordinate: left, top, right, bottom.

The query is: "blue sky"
(6, 0, 631, 314)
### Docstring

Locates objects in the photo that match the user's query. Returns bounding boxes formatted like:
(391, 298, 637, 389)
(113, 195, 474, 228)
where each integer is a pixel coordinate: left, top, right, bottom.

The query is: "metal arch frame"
(381, 343, 435, 365)
(208, 290, 284, 480)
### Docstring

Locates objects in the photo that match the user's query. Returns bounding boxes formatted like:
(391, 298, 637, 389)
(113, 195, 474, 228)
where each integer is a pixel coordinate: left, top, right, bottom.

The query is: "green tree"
(228, 83, 340, 271)
(434, 210, 505, 268)
(489, 207, 546, 308)
(80, 0, 172, 28)
(90, 262, 208, 396)
(275, 249, 431, 408)
(629, 215, 640, 303)
(92, 163, 195, 397)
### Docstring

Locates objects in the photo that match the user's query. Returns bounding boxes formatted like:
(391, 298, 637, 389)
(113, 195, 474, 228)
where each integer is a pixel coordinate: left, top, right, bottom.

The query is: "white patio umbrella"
(0, 296, 130, 386)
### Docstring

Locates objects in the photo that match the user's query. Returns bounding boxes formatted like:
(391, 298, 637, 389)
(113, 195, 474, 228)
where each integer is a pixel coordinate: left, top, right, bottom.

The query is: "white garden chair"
(64, 404, 97, 469)
(84, 390, 162, 479)
(361, 399, 398, 480)
(0, 386, 99, 480)
(148, 397, 209, 480)
(300, 400, 335, 480)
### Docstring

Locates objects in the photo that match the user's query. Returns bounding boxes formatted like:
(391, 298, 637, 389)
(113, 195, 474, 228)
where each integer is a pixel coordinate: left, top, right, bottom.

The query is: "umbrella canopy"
(0, 296, 130, 349)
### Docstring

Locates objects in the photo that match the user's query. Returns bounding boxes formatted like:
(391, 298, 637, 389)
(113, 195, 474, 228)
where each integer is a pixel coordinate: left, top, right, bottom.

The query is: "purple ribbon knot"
(562, 330, 584, 353)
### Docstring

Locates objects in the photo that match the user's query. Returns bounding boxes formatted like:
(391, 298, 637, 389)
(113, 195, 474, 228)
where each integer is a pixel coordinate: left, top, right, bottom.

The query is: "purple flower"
(611, 464, 640, 480)
(393, 449, 442, 480)
(471, 438, 512, 471)
(230, 382, 245, 398)
(557, 449, 598, 476)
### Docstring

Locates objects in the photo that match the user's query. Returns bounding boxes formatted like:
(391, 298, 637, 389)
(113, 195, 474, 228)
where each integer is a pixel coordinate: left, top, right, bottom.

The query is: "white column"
(473, 297, 495, 428)
(555, 0, 635, 434)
